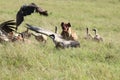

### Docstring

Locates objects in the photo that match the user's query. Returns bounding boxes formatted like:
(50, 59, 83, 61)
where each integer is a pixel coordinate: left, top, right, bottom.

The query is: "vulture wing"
(0, 20, 16, 33)
(16, 4, 36, 30)
(16, 3, 48, 30)
(16, 10, 24, 29)
(26, 23, 58, 37)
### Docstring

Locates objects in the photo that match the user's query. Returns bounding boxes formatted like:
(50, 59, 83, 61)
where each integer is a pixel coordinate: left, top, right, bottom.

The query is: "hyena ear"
(67, 22, 71, 27)
(61, 22, 64, 27)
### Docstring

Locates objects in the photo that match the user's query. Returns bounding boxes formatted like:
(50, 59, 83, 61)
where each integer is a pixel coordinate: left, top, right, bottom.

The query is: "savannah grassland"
(0, 0, 120, 80)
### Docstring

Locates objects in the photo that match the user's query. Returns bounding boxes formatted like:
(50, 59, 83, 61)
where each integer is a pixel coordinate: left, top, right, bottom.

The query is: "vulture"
(92, 28, 103, 42)
(31, 33, 47, 43)
(19, 27, 32, 39)
(26, 24, 80, 48)
(16, 3, 48, 30)
(84, 27, 93, 40)
(0, 20, 16, 34)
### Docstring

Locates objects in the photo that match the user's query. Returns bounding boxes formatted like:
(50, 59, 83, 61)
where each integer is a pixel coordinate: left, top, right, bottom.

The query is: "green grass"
(0, 0, 120, 80)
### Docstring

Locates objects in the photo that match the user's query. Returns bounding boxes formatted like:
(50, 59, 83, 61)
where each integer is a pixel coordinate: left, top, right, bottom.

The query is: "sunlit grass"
(0, 0, 120, 80)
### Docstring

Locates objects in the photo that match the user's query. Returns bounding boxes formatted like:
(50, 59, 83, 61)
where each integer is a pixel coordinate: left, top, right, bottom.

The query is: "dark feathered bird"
(16, 3, 48, 30)
(26, 24, 80, 48)
(0, 20, 16, 34)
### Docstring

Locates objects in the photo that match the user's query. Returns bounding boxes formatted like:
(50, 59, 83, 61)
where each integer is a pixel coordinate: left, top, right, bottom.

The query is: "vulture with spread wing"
(26, 24, 80, 48)
(16, 3, 48, 30)
(0, 20, 16, 34)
